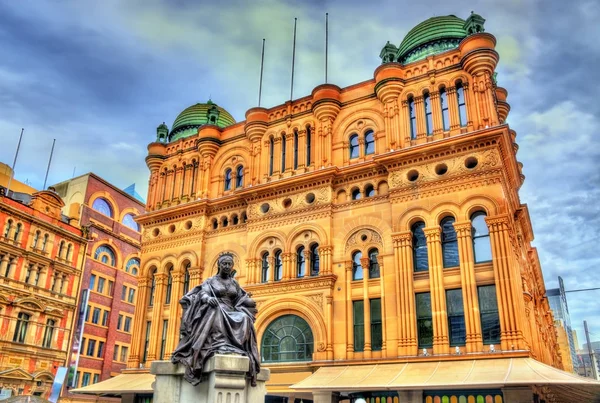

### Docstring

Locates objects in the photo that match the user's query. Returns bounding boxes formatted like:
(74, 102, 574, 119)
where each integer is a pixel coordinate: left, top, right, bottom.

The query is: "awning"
(292, 358, 600, 401)
(71, 373, 154, 396)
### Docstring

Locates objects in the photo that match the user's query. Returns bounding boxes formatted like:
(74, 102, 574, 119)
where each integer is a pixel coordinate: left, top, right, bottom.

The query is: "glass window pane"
(441, 217, 459, 268)
(365, 131, 375, 155)
(412, 221, 429, 272)
(92, 198, 112, 217)
(261, 315, 313, 362)
(352, 252, 363, 280)
(446, 289, 464, 314)
(353, 300, 365, 351)
(122, 214, 139, 231)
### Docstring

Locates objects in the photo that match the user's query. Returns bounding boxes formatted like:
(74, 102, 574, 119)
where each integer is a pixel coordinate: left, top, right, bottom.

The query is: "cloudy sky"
(1, 0, 598, 348)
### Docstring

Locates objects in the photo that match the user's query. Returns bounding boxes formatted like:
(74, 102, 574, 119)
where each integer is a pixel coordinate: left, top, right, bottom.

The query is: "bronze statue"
(171, 253, 260, 386)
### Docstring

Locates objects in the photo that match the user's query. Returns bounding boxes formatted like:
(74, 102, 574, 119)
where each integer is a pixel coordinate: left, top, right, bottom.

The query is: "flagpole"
(258, 39, 266, 107)
(325, 13, 329, 84)
(43, 139, 56, 190)
(290, 17, 297, 101)
(6, 128, 24, 196)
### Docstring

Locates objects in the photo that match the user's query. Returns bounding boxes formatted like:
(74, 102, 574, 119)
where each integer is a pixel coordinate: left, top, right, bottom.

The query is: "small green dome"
(397, 15, 467, 64)
(169, 101, 236, 142)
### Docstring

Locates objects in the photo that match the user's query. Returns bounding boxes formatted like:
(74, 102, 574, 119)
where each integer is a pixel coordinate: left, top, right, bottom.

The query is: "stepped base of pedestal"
(151, 355, 269, 403)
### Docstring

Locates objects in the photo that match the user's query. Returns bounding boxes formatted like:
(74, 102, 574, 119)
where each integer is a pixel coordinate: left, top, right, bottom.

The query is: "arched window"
(456, 82, 467, 127)
(306, 125, 312, 166)
(42, 234, 49, 252)
(296, 246, 306, 278)
(424, 93, 433, 135)
(293, 129, 299, 170)
(281, 134, 287, 173)
(3, 219, 12, 238)
(67, 243, 73, 262)
(261, 315, 313, 362)
(368, 248, 380, 278)
(241, 212, 247, 223)
(352, 251, 363, 280)
(149, 269, 157, 306)
(364, 130, 375, 155)
(92, 198, 113, 217)
(412, 221, 428, 272)
(261, 252, 270, 283)
(126, 258, 140, 276)
(236, 166, 244, 188)
(269, 137, 274, 176)
(349, 134, 359, 159)
(95, 245, 116, 266)
(122, 214, 140, 231)
(212, 219, 218, 230)
(42, 319, 56, 348)
(471, 212, 492, 263)
(33, 231, 40, 249)
(224, 168, 232, 191)
(232, 214, 239, 225)
(440, 88, 450, 131)
(165, 267, 173, 304)
(274, 250, 283, 281)
(13, 312, 30, 343)
(441, 217, 459, 268)
(13, 223, 21, 242)
(222, 217, 228, 228)
(351, 188, 361, 200)
(408, 97, 417, 139)
(183, 263, 190, 294)
(58, 241, 65, 258)
(364, 184, 375, 197)
(310, 244, 320, 276)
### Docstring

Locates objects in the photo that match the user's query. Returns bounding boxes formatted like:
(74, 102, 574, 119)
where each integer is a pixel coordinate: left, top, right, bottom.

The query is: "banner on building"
(67, 289, 90, 388)
(48, 366, 68, 403)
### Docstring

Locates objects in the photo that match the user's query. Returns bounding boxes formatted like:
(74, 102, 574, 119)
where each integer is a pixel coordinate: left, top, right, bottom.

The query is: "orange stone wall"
(127, 32, 562, 392)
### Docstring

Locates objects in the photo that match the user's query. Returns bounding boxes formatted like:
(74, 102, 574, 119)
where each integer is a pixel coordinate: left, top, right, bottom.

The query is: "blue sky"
(1, 0, 599, 348)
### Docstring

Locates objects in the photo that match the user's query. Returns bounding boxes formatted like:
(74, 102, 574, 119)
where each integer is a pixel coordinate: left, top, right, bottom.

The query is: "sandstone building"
(75, 13, 600, 403)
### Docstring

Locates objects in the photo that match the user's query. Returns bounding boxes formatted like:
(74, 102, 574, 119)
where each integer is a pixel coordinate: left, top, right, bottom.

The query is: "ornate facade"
(120, 12, 565, 402)
(0, 188, 87, 399)
(51, 173, 145, 402)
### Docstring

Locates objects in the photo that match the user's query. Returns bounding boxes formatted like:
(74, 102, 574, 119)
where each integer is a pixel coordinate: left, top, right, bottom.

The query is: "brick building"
(51, 173, 145, 401)
(0, 187, 87, 399)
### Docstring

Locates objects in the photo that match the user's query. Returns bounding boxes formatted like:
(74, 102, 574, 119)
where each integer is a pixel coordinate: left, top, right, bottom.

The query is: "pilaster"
(423, 227, 449, 354)
(345, 261, 354, 359)
(147, 272, 168, 362)
(360, 257, 372, 357)
(393, 232, 417, 355)
(454, 221, 483, 352)
(129, 277, 151, 368)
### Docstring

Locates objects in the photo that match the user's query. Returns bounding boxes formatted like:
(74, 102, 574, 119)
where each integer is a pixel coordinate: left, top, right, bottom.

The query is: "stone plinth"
(150, 355, 270, 403)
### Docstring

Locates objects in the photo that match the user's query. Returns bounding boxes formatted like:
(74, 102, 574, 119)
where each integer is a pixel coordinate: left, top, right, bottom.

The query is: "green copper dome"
(169, 101, 236, 142)
(397, 15, 468, 64)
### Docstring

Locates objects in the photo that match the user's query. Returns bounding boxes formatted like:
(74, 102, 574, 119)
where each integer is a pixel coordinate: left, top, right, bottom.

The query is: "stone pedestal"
(151, 355, 270, 403)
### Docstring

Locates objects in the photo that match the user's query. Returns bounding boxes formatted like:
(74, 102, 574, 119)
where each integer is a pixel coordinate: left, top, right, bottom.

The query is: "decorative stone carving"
(345, 228, 383, 252)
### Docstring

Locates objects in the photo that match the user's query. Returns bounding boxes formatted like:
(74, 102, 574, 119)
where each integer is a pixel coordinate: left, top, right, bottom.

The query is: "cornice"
(245, 274, 337, 296)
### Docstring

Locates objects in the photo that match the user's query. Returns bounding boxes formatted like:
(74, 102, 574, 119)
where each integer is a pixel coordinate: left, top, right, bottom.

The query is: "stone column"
(261, 140, 270, 181)
(147, 273, 168, 362)
(319, 245, 332, 275)
(357, 137, 366, 160)
(447, 87, 461, 133)
(393, 232, 417, 356)
(471, 81, 484, 130)
(377, 255, 387, 355)
(189, 266, 204, 288)
(166, 271, 184, 358)
(462, 82, 476, 131)
(401, 100, 411, 147)
(282, 253, 293, 281)
(284, 132, 294, 173)
(129, 277, 150, 368)
(360, 257, 372, 358)
(430, 91, 443, 135)
(345, 261, 354, 359)
(414, 96, 427, 141)
(423, 227, 449, 354)
(487, 215, 525, 350)
(326, 295, 333, 360)
(251, 141, 262, 185)
(312, 391, 341, 403)
(454, 221, 483, 353)
(297, 129, 307, 171)
(397, 390, 423, 403)
(1, 255, 11, 278)
(268, 256, 276, 282)
(272, 137, 282, 176)
(501, 387, 533, 403)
